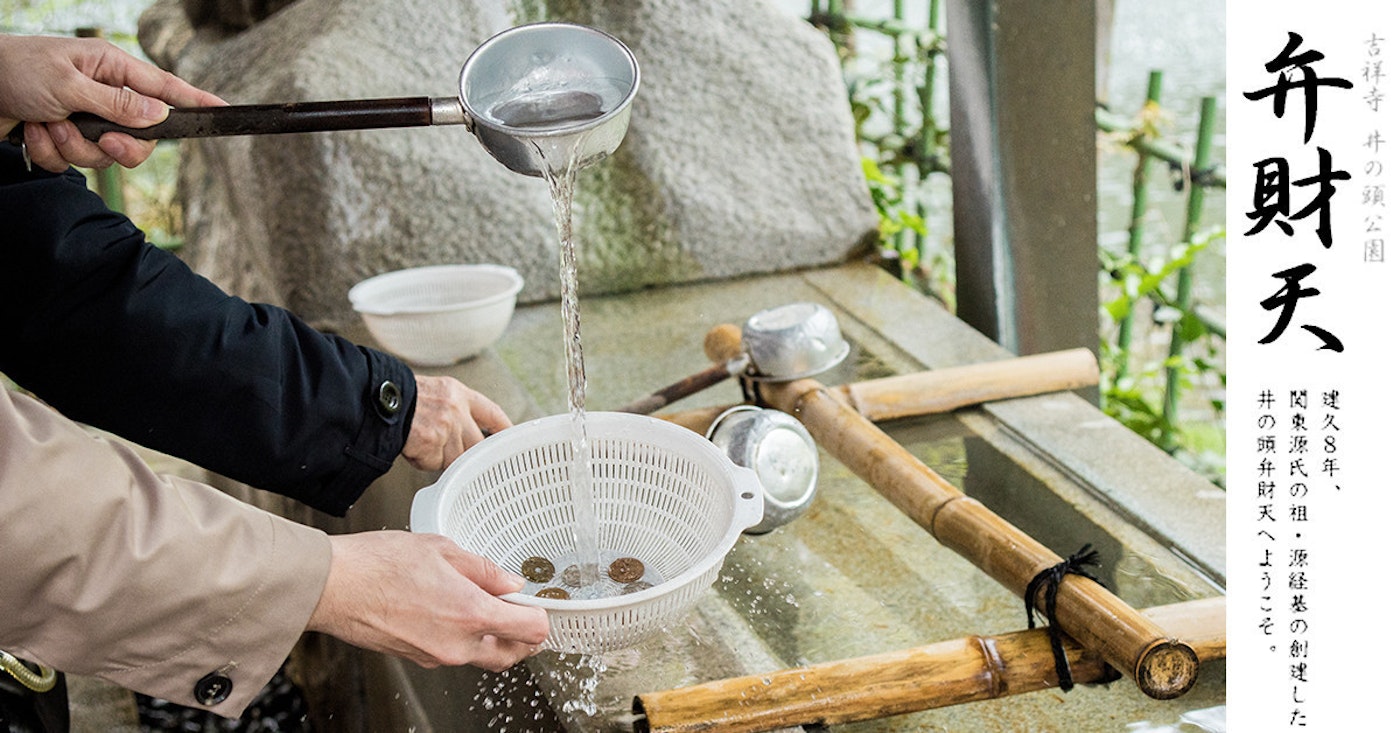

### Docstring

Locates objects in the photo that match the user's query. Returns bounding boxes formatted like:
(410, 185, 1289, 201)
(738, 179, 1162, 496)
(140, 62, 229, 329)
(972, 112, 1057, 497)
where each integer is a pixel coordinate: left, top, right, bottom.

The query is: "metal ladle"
(615, 302, 851, 415)
(7, 22, 640, 177)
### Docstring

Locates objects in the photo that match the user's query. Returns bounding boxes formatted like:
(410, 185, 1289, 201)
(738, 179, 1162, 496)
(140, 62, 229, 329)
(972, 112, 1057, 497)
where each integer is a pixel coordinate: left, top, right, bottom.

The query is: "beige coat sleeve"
(0, 387, 332, 718)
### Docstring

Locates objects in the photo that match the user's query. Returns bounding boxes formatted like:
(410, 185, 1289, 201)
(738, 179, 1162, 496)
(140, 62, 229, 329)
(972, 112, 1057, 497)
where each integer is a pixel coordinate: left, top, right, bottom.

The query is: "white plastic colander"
(410, 411, 765, 654)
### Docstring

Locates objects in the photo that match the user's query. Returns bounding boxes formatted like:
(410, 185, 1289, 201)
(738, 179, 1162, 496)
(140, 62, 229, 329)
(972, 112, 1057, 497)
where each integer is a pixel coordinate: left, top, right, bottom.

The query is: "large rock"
(150, 0, 877, 331)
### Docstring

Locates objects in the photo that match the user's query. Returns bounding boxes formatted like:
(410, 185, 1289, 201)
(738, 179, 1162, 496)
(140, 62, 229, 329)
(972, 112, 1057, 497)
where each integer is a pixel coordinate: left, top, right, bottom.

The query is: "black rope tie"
(1023, 543, 1116, 692)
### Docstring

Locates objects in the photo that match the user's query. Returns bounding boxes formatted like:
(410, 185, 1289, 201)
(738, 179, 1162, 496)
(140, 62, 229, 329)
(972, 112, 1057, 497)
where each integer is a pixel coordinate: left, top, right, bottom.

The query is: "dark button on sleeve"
(194, 671, 233, 706)
(376, 379, 403, 418)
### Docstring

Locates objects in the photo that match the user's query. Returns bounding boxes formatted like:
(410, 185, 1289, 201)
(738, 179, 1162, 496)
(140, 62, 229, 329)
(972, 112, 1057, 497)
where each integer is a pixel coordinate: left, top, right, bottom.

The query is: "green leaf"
(1104, 297, 1132, 322)
(1177, 311, 1207, 342)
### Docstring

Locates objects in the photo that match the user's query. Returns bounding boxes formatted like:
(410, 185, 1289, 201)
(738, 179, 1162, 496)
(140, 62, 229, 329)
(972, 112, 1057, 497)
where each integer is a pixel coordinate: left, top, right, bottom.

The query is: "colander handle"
(730, 465, 767, 531)
(409, 481, 445, 534)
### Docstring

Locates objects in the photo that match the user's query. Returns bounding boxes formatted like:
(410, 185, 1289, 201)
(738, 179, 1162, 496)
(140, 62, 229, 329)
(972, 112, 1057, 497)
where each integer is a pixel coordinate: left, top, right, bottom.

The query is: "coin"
(622, 580, 654, 595)
(608, 557, 645, 583)
(521, 556, 556, 583)
(559, 565, 582, 587)
(535, 587, 570, 600)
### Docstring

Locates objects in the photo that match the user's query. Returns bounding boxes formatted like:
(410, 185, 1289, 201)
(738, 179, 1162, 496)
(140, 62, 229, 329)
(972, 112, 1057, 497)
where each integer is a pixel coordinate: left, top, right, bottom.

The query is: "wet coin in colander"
(521, 556, 556, 583)
(608, 557, 645, 583)
(559, 565, 582, 587)
(535, 587, 570, 600)
(622, 580, 654, 595)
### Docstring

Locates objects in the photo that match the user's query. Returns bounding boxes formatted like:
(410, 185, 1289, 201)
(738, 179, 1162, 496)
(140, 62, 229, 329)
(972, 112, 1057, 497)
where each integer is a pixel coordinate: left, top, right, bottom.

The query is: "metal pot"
(8, 23, 639, 178)
(706, 406, 820, 534)
(741, 302, 851, 381)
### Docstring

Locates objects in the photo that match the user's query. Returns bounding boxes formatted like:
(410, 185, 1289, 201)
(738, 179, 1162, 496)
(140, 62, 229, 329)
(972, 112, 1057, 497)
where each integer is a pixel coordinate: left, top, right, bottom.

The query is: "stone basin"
(314, 262, 1225, 732)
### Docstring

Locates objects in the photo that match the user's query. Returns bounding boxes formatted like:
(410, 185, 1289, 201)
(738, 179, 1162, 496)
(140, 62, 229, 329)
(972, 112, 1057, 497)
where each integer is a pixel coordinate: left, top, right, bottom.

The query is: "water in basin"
(512, 341, 1224, 732)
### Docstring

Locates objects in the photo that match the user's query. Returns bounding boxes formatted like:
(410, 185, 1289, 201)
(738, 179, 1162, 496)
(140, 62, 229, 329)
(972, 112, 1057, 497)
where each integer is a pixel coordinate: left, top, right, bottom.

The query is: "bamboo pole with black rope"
(751, 377, 1199, 700)
(631, 597, 1223, 733)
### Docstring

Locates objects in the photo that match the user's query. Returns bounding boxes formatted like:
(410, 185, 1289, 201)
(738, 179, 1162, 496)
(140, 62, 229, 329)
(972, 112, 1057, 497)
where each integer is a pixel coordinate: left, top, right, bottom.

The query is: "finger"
(471, 634, 545, 673)
(460, 417, 485, 448)
(441, 544, 527, 596)
(85, 41, 227, 114)
(97, 133, 158, 168)
(436, 423, 469, 469)
(115, 69, 226, 111)
(470, 394, 513, 437)
(48, 120, 115, 169)
(475, 603, 551, 647)
(77, 80, 170, 128)
(22, 123, 69, 173)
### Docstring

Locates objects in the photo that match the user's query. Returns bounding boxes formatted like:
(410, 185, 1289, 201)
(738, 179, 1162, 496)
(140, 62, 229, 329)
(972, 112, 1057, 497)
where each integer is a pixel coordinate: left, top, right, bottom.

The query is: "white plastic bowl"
(348, 264, 523, 366)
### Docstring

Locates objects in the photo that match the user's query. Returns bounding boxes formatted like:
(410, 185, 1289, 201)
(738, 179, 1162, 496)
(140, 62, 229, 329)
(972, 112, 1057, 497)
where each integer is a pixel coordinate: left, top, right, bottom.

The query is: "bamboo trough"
(752, 376, 1199, 700)
(632, 597, 1223, 733)
(646, 325, 1199, 701)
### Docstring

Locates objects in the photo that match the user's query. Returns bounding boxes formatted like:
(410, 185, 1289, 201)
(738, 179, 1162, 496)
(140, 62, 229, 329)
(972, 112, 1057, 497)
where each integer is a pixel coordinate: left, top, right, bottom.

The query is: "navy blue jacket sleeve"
(0, 143, 414, 516)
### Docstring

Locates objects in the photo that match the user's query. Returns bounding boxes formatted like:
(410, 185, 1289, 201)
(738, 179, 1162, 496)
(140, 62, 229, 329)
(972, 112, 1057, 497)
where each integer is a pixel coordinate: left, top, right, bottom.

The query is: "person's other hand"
(402, 375, 513, 471)
(0, 34, 225, 172)
(307, 531, 549, 671)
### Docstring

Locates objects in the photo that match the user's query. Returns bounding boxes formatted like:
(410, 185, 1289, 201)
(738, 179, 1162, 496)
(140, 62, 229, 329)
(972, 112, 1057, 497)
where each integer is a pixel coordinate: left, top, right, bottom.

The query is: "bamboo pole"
(834, 347, 1098, 422)
(754, 378, 1199, 700)
(654, 347, 1099, 431)
(632, 597, 1222, 733)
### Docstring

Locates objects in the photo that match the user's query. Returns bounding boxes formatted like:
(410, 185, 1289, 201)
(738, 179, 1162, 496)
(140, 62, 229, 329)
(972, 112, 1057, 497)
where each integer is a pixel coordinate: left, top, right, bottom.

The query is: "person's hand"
(0, 34, 225, 172)
(307, 531, 549, 671)
(402, 375, 513, 471)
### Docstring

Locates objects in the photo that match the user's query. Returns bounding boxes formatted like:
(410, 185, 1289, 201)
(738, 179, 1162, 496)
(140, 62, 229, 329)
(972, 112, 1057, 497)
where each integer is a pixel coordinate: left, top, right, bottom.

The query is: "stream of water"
(539, 143, 605, 591)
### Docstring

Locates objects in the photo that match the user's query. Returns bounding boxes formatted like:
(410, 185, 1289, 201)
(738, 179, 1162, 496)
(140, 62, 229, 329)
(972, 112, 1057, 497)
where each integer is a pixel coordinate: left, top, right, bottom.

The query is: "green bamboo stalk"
(845, 16, 922, 37)
(912, 0, 942, 270)
(1112, 71, 1162, 382)
(891, 0, 914, 281)
(919, 0, 941, 178)
(893, 0, 906, 132)
(1161, 95, 1218, 450)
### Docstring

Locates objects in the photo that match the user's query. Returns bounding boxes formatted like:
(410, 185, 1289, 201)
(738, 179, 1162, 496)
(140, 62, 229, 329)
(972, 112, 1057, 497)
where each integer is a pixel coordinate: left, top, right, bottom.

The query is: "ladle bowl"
(460, 22, 639, 175)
